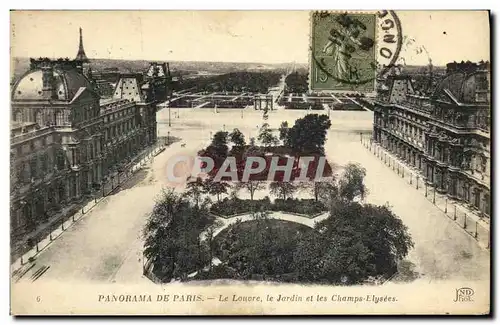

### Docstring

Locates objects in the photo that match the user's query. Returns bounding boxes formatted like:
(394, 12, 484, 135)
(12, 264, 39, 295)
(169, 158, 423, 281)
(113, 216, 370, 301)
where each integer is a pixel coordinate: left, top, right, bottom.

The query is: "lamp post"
(425, 182, 428, 197)
(433, 186, 436, 204)
(416, 176, 419, 190)
(168, 105, 171, 127)
(445, 197, 448, 213)
(167, 131, 170, 146)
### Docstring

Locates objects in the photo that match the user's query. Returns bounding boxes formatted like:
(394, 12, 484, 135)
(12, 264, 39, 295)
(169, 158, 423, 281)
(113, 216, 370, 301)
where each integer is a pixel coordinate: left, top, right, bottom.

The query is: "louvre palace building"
(10, 29, 171, 238)
(373, 61, 490, 218)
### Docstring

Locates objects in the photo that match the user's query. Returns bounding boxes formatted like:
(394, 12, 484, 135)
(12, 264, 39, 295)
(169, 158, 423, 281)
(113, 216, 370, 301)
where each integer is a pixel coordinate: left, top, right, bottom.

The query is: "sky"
(10, 10, 490, 66)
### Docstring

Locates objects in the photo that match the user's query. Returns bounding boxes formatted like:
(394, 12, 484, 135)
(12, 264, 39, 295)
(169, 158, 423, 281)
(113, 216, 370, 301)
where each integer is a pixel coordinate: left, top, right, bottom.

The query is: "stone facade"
(10, 29, 171, 239)
(373, 62, 490, 217)
(10, 59, 170, 238)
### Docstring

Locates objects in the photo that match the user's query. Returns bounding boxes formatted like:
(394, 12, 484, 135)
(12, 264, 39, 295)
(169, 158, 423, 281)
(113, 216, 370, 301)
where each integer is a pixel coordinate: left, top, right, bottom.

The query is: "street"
(324, 128, 490, 282)
(14, 107, 489, 284)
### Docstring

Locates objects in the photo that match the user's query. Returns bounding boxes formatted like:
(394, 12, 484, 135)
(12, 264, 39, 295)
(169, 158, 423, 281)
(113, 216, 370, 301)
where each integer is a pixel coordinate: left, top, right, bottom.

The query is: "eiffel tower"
(75, 27, 89, 62)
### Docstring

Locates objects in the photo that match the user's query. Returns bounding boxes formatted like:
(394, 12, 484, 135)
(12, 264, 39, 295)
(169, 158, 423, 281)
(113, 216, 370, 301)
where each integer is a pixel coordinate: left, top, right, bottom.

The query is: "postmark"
(309, 10, 402, 93)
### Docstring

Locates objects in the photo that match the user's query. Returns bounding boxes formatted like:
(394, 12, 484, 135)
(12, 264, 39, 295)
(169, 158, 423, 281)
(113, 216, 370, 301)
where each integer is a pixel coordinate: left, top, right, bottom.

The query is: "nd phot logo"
(453, 287, 474, 302)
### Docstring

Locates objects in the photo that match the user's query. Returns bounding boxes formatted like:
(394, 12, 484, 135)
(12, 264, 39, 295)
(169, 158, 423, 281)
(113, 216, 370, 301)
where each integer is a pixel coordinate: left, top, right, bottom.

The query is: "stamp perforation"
(308, 10, 380, 95)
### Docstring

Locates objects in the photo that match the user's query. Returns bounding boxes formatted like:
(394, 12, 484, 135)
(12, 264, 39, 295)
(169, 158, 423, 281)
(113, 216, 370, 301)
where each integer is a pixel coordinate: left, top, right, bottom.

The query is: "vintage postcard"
(9, 10, 490, 315)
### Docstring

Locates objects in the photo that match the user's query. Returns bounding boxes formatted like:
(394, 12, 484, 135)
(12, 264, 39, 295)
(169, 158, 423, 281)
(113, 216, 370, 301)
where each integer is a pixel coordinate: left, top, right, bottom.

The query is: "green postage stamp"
(310, 11, 377, 93)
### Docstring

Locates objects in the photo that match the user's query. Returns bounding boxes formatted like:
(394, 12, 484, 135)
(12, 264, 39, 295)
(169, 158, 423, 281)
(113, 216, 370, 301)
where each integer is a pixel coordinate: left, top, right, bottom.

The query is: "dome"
(432, 70, 490, 104)
(12, 67, 94, 101)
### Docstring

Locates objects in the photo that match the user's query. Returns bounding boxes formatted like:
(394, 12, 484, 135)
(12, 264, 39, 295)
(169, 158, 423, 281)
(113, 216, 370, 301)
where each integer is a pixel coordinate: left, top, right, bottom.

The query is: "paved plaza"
(13, 107, 490, 284)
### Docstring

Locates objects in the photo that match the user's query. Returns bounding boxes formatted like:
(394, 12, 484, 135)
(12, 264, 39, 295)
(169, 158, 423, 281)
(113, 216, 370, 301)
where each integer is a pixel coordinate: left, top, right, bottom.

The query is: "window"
(30, 156, 38, 180)
(55, 111, 64, 125)
(21, 163, 29, 183)
(40, 152, 48, 173)
(14, 110, 22, 122)
(56, 149, 65, 170)
(35, 111, 43, 126)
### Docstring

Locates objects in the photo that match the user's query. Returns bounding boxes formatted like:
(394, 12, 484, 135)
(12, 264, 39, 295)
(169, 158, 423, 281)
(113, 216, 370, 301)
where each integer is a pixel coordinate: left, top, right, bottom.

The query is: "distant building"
(10, 29, 171, 239)
(373, 62, 490, 217)
(95, 79, 115, 98)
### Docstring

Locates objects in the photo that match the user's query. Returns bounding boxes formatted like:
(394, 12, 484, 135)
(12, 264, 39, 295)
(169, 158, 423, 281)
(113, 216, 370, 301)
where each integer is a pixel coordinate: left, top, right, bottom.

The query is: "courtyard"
(12, 106, 490, 285)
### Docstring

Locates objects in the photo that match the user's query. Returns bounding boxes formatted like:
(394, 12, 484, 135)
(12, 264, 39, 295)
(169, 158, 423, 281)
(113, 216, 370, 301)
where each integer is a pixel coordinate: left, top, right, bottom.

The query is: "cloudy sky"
(10, 10, 490, 66)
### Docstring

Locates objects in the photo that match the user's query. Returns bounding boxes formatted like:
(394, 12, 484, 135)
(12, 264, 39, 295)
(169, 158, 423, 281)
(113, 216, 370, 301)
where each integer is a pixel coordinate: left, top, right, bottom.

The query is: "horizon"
(15, 55, 476, 69)
(10, 11, 490, 67)
(12, 56, 308, 66)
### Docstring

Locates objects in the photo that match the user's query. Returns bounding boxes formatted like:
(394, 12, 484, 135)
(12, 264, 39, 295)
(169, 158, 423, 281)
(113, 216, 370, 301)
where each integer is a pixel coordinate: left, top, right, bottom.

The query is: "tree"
(235, 180, 266, 201)
(292, 230, 328, 281)
(257, 123, 279, 148)
(315, 202, 414, 284)
(249, 137, 256, 147)
(299, 179, 337, 202)
(229, 128, 246, 148)
(278, 121, 289, 144)
(143, 189, 211, 281)
(185, 176, 206, 207)
(285, 71, 308, 93)
(285, 114, 332, 154)
(210, 131, 229, 160)
(204, 177, 230, 203)
(338, 163, 368, 202)
(269, 181, 298, 200)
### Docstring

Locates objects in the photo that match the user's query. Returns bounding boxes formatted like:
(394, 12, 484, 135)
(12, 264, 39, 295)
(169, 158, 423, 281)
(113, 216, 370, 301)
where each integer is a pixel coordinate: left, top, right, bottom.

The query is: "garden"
(142, 113, 414, 285)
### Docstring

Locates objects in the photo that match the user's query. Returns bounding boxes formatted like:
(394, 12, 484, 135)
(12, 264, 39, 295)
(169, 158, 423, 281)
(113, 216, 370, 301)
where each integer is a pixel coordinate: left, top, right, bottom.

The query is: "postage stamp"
(310, 11, 377, 93)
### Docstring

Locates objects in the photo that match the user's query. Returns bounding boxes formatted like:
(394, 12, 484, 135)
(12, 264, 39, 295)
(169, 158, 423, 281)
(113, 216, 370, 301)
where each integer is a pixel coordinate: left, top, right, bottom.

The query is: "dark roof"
(432, 70, 490, 104)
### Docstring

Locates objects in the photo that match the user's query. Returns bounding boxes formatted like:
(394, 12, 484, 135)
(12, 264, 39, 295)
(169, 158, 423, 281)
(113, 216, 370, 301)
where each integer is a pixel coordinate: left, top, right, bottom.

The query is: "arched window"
(480, 155, 487, 172)
(55, 111, 64, 125)
(35, 110, 43, 126)
(13, 110, 22, 122)
(484, 194, 490, 216)
(29, 156, 38, 180)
